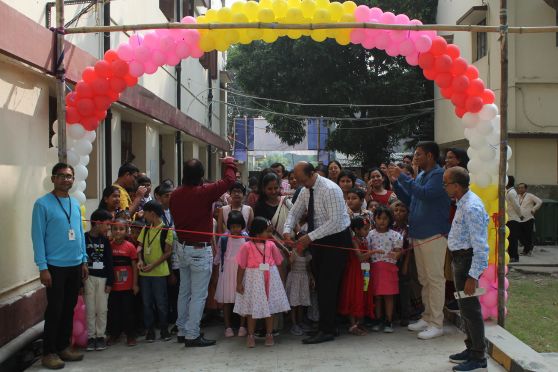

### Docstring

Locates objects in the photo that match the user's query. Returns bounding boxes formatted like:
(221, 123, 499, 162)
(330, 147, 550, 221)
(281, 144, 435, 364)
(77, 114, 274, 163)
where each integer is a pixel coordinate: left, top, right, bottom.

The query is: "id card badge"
(68, 229, 76, 241)
(361, 262, 370, 271)
(259, 263, 270, 271)
(92, 262, 104, 270)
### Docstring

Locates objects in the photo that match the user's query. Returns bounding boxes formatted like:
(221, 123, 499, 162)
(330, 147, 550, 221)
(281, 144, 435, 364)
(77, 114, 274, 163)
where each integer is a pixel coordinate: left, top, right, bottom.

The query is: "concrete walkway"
(27, 324, 505, 371)
(508, 245, 558, 275)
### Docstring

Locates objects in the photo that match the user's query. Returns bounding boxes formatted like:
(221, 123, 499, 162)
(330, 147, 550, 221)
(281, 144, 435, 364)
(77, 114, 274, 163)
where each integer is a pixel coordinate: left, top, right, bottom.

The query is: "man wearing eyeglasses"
(32, 163, 89, 369)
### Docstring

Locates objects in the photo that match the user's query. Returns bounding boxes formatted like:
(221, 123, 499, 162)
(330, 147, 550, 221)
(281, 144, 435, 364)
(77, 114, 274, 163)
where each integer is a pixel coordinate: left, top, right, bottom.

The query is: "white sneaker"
(407, 319, 429, 332)
(418, 326, 444, 340)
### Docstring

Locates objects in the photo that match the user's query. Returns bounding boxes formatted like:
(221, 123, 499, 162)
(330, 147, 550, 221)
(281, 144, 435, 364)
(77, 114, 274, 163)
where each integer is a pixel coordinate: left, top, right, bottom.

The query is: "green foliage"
(227, 0, 438, 167)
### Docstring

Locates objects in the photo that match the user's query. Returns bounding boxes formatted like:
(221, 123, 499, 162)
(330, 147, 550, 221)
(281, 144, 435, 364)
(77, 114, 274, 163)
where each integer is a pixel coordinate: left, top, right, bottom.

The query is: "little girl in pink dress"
(234, 217, 290, 348)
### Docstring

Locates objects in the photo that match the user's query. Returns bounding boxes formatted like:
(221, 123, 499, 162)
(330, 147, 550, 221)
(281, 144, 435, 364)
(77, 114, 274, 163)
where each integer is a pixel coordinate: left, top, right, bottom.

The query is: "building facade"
(435, 0, 558, 197)
(0, 0, 230, 349)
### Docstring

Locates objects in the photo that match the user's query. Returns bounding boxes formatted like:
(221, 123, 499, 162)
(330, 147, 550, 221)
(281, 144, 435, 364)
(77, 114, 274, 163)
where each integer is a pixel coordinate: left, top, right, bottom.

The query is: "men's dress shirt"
(448, 190, 489, 280)
(284, 175, 350, 241)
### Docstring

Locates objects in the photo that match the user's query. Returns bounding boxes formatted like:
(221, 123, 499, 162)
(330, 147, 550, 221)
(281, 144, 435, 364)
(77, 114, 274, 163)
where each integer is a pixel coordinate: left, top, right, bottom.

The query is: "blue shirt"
(448, 190, 489, 279)
(393, 165, 451, 239)
(31, 193, 87, 271)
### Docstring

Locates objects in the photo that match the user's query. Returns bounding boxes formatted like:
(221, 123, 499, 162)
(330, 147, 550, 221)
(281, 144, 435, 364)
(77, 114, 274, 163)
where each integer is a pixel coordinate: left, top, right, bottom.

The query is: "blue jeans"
(175, 243, 213, 340)
(140, 276, 168, 331)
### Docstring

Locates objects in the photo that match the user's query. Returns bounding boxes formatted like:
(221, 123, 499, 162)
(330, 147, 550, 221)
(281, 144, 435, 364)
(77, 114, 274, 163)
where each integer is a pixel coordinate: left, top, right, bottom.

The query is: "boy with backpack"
(137, 200, 173, 342)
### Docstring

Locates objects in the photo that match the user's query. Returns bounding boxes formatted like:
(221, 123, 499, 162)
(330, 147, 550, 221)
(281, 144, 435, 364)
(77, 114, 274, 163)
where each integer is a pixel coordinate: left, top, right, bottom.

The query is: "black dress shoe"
(184, 335, 216, 347)
(302, 331, 335, 344)
(178, 332, 204, 343)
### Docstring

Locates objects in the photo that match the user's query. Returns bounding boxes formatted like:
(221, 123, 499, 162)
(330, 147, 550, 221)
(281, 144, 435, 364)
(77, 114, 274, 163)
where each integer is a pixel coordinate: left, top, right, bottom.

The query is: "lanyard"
(146, 227, 162, 249)
(52, 193, 72, 226)
(252, 241, 266, 265)
(163, 211, 173, 227)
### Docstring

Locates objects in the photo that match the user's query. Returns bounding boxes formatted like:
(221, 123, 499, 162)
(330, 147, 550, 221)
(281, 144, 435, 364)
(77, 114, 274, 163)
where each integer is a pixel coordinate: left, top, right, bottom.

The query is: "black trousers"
(506, 220, 520, 260)
(167, 269, 180, 324)
(452, 254, 486, 361)
(43, 265, 82, 355)
(518, 219, 535, 254)
(310, 228, 350, 334)
(108, 290, 135, 338)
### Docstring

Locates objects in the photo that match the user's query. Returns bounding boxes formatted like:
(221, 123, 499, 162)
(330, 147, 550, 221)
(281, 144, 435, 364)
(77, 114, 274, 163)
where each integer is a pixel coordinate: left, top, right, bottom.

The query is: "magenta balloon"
(144, 61, 158, 75)
(128, 61, 144, 77)
(390, 30, 407, 42)
(414, 34, 433, 53)
(394, 13, 410, 24)
(488, 306, 499, 319)
(354, 5, 370, 22)
(478, 276, 490, 291)
(76, 332, 88, 347)
(350, 29, 366, 44)
(184, 30, 200, 44)
(369, 7, 383, 20)
(117, 44, 134, 62)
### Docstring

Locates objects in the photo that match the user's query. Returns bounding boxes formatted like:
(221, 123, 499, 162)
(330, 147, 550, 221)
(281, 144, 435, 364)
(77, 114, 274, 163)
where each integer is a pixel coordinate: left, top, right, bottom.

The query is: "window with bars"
(121, 121, 134, 163)
(474, 19, 488, 61)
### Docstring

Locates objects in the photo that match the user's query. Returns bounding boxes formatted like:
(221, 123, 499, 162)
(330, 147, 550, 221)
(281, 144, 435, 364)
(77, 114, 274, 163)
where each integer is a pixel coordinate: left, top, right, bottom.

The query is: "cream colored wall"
(510, 138, 558, 185)
(0, 60, 57, 295)
(110, 111, 122, 182)
(145, 124, 160, 183)
(161, 134, 177, 182)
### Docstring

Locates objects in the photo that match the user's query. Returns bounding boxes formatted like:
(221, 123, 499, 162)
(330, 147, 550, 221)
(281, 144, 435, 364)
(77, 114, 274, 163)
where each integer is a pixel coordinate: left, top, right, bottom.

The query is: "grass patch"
(505, 271, 558, 352)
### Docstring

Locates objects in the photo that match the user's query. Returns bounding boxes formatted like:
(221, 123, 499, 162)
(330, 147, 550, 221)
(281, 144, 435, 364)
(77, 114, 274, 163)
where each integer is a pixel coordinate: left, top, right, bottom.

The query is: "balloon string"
(85, 219, 447, 254)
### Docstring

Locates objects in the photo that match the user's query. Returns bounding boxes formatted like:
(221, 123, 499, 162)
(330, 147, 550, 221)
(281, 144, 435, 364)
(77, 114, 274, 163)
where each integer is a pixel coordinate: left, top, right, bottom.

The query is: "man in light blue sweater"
(389, 142, 451, 340)
(32, 163, 89, 369)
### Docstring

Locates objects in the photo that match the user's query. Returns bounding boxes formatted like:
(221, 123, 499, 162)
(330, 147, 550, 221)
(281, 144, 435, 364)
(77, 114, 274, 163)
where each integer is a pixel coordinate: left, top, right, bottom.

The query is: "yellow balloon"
(471, 183, 498, 202)
(505, 252, 510, 265)
(287, 29, 303, 39)
(313, 8, 331, 22)
(301, 0, 316, 18)
(316, 0, 330, 8)
(287, 0, 302, 8)
(300, 17, 312, 36)
(247, 28, 264, 40)
(505, 238, 509, 250)
(238, 31, 253, 44)
(286, 7, 303, 21)
(260, 0, 273, 9)
(328, 2, 343, 22)
(340, 12, 355, 22)
(335, 32, 351, 45)
(262, 29, 279, 43)
(232, 12, 249, 23)
(258, 8, 276, 22)
(244, 1, 260, 20)
(273, 0, 289, 18)
(199, 34, 216, 52)
(505, 226, 510, 238)
(218, 7, 233, 22)
(342, 1, 357, 14)
(205, 9, 218, 22)
(224, 30, 239, 44)
(215, 38, 229, 52)
(310, 29, 327, 42)
(231, 2, 245, 14)
(197, 15, 208, 24)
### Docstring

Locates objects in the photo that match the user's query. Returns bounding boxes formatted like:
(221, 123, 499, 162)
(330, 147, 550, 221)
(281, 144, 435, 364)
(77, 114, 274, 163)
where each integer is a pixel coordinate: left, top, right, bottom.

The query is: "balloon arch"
(60, 0, 510, 320)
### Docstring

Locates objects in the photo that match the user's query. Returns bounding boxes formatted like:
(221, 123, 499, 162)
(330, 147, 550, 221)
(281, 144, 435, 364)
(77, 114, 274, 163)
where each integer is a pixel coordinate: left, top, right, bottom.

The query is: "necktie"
(307, 188, 315, 233)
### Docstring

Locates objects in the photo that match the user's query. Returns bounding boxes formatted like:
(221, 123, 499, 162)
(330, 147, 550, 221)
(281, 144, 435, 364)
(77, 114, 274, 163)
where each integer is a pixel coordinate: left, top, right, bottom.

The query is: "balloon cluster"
(197, 0, 358, 50)
(478, 263, 509, 320)
(72, 295, 88, 347)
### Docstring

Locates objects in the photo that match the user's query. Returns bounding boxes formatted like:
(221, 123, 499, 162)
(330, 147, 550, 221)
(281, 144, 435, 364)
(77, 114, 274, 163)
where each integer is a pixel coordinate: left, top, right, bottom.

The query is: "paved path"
(509, 245, 558, 275)
(28, 323, 505, 371)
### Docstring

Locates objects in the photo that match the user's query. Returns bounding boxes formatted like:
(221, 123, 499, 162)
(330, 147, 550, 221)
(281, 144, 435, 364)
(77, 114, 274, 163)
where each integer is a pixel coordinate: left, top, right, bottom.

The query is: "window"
(474, 19, 487, 61)
(159, 0, 175, 21)
(121, 121, 134, 163)
(199, 50, 218, 79)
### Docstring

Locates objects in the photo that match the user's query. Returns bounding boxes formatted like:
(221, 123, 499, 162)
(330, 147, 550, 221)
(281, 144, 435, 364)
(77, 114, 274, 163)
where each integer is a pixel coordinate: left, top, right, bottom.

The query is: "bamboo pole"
(55, 0, 67, 163)
(63, 22, 558, 35)
(497, 0, 509, 328)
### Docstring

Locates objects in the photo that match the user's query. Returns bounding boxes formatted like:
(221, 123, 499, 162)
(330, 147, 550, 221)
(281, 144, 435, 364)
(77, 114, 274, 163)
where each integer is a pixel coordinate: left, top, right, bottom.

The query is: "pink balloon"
(375, 32, 390, 50)
(190, 46, 204, 59)
(117, 44, 134, 62)
(73, 320, 84, 336)
(481, 264, 497, 284)
(160, 36, 176, 52)
(369, 7, 383, 20)
(76, 332, 88, 347)
(481, 304, 491, 320)
(134, 45, 151, 63)
(386, 43, 400, 57)
(504, 278, 509, 290)
(144, 61, 158, 74)
(390, 30, 407, 42)
(181, 16, 196, 24)
(128, 61, 144, 77)
(489, 306, 499, 319)
(183, 30, 200, 44)
(380, 11, 396, 24)
(151, 50, 166, 66)
(143, 32, 160, 50)
(478, 277, 490, 292)
(399, 39, 416, 56)
(128, 33, 144, 48)
(482, 288, 498, 308)
(362, 36, 376, 50)
(176, 42, 191, 59)
(405, 53, 419, 66)
(414, 34, 433, 53)
(165, 52, 180, 66)
(354, 5, 370, 22)
(350, 29, 366, 44)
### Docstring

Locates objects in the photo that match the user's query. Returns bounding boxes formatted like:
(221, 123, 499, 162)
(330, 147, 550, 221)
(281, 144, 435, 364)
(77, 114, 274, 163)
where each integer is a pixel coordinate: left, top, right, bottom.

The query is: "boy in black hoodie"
(84, 209, 114, 351)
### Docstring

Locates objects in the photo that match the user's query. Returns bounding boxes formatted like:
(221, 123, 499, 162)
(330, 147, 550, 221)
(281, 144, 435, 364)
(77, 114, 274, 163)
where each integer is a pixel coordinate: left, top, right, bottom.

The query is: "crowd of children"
(80, 160, 427, 351)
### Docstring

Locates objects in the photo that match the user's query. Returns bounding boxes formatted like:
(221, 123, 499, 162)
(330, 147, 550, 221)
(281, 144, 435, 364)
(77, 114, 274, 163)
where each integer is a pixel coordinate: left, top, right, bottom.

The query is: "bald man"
(443, 166, 489, 371)
(284, 162, 351, 344)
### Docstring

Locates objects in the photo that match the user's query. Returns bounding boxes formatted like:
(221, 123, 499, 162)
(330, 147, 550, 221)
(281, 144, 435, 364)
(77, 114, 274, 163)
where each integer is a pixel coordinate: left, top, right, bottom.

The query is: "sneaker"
(95, 337, 107, 350)
(408, 319, 429, 332)
(449, 349, 471, 364)
(57, 347, 84, 362)
(290, 324, 304, 336)
(418, 326, 444, 340)
(383, 322, 394, 333)
(371, 323, 383, 332)
(41, 354, 65, 370)
(265, 334, 274, 346)
(145, 329, 156, 343)
(452, 359, 487, 371)
(160, 328, 172, 341)
(446, 300, 460, 312)
(224, 327, 234, 338)
(127, 337, 137, 347)
(238, 326, 247, 337)
(86, 338, 96, 351)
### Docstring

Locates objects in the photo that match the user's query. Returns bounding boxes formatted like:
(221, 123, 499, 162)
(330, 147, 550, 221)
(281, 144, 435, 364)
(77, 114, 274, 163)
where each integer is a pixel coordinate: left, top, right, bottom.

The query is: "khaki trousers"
(412, 235, 447, 329)
(84, 276, 109, 338)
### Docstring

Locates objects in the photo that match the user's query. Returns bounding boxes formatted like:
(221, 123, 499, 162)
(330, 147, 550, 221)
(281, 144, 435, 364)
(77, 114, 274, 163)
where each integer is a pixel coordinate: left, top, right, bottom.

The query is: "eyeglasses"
(54, 174, 74, 180)
(443, 182, 456, 188)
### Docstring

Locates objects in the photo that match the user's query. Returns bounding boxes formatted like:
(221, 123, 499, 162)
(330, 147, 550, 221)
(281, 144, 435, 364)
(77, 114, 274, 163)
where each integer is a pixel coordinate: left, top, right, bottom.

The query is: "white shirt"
(518, 192, 543, 221)
(505, 188, 522, 222)
(284, 175, 350, 241)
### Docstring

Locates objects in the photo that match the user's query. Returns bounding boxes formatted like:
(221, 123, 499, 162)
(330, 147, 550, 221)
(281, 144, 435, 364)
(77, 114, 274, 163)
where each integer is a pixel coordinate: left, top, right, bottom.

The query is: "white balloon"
(80, 155, 90, 166)
(507, 145, 513, 160)
(485, 158, 499, 174)
(67, 150, 80, 167)
(76, 180, 87, 192)
(476, 120, 494, 136)
(71, 191, 86, 205)
(467, 147, 478, 160)
(68, 124, 86, 140)
(486, 131, 500, 146)
(83, 130, 97, 143)
(464, 128, 473, 140)
(75, 164, 88, 181)
(462, 113, 481, 128)
(51, 133, 58, 147)
(52, 120, 58, 133)
(476, 172, 492, 187)
(469, 132, 487, 149)
(468, 158, 483, 174)
(479, 104, 499, 121)
(73, 139, 93, 156)
(469, 173, 477, 185)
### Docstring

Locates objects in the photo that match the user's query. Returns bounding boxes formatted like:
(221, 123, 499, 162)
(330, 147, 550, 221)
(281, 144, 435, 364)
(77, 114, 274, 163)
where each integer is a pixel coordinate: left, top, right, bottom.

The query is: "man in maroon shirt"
(170, 157, 236, 347)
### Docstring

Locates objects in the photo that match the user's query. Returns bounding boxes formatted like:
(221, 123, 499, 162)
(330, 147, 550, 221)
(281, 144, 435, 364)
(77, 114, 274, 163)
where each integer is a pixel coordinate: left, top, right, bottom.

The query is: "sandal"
(247, 334, 256, 348)
(265, 333, 274, 346)
(349, 324, 367, 336)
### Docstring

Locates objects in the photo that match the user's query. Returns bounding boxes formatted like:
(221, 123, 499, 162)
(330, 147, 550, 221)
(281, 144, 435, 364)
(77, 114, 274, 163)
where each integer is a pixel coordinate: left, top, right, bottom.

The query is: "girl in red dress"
(337, 217, 382, 335)
(366, 168, 397, 206)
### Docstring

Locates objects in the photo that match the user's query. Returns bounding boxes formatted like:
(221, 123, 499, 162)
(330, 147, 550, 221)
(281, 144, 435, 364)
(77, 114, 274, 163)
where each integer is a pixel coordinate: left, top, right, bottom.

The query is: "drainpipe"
(175, 0, 182, 184)
(103, 0, 112, 187)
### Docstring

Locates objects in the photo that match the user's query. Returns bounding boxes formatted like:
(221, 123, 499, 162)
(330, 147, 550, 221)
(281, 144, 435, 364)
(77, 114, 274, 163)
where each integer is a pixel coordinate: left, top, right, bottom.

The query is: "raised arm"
(283, 188, 307, 236)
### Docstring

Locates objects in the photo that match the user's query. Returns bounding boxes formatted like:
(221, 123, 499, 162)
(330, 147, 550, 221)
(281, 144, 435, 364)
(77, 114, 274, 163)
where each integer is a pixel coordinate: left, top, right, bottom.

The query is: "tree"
(227, 0, 438, 167)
